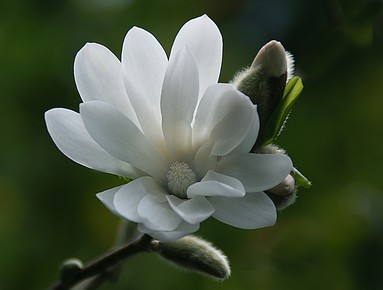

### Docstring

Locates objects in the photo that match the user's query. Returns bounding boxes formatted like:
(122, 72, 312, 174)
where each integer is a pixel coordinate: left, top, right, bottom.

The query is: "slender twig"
(48, 234, 154, 290)
(74, 272, 110, 290)
(74, 221, 138, 290)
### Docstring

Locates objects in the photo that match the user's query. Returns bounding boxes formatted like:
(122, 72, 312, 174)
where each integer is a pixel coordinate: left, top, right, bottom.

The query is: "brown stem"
(48, 234, 153, 290)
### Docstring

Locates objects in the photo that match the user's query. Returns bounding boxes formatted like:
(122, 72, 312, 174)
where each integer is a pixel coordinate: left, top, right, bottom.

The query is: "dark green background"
(1, 0, 383, 289)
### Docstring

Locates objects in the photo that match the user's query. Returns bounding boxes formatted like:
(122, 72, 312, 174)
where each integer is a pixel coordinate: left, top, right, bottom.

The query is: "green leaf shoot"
(256, 76, 304, 147)
(292, 167, 312, 189)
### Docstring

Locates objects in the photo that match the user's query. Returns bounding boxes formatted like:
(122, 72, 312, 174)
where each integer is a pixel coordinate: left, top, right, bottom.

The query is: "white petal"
(170, 15, 222, 100)
(166, 195, 214, 224)
(192, 84, 234, 150)
(113, 177, 158, 223)
(161, 46, 199, 162)
(193, 83, 258, 155)
(138, 222, 199, 242)
(96, 185, 124, 216)
(122, 27, 168, 147)
(137, 194, 182, 231)
(45, 108, 140, 178)
(210, 192, 277, 229)
(217, 153, 293, 192)
(80, 101, 169, 182)
(74, 43, 139, 127)
(209, 98, 258, 156)
(192, 141, 217, 179)
(187, 170, 246, 198)
(234, 112, 260, 153)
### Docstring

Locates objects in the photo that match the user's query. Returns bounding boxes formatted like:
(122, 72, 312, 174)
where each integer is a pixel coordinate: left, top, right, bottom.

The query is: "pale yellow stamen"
(167, 161, 196, 199)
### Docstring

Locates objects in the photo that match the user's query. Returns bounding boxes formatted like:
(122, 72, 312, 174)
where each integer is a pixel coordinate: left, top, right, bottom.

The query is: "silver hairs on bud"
(151, 235, 231, 281)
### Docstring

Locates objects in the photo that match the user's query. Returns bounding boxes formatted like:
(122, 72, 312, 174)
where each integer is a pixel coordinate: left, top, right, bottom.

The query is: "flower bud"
(232, 40, 294, 142)
(258, 145, 295, 196)
(151, 235, 231, 281)
(269, 174, 295, 196)
(267, 189, 298, 211)
(255, 143, 285, 155)
(59, 258, 83, 285)
(252, 40, 287, 78)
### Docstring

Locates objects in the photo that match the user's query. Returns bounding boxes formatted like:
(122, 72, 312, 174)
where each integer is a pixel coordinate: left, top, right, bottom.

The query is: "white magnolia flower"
(45, 15, 293, 241)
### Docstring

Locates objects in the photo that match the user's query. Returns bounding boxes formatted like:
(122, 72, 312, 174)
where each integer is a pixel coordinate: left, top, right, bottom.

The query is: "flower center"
(167, 161, 197, 199)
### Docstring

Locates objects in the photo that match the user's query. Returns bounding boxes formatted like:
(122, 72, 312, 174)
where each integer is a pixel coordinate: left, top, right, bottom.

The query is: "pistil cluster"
(167, 161, 197, 199)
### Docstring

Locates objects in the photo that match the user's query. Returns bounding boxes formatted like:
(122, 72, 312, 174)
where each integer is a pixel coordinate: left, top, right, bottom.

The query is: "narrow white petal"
(138, 222, 199, 242)
(96, 185, 124, 215)
(217, 153, 293, 192)
(166, 195, 214, 224)
(192, 141, 217, 179)
(45, 108, 140, 178)
(122, 27, 167, 147)
(137, 194, 182, 231)
(80, 101, 169, 182)
(187, 170, 246, 198)
(210, 192, 277, 229)
(170, 15, 222, 100)
(209, 98, 257, 157)
(74, 43, 140, 127)
(192, 84, 234, 150)
(193, 83, 258, 155)
(161, 47, 199, 162)
(234, 114, 259, 153)
(113, 177, 158, 223)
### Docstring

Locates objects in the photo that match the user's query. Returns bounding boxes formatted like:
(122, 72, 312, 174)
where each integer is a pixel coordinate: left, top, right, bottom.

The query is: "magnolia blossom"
(45, 15, 293, 241)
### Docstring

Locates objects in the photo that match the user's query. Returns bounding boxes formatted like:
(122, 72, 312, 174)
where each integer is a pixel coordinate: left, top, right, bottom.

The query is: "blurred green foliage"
(1, 0, 383, 289)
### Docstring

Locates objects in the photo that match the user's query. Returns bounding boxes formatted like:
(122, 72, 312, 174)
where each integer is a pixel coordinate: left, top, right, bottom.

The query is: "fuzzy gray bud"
(232, 41, 294, 149)
(251, 40, 288, 78)
(256, 144, 298, 209)
(152, 235, 231, 281)
(269, 174, 295, 196)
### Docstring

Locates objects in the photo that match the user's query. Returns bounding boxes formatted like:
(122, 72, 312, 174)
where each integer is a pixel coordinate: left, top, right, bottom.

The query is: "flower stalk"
(49, 234, 154, 290)
(49, 234, 233, 290)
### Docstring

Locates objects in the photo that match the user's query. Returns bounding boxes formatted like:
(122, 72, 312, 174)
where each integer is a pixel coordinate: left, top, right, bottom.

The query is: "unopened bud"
(152, 235, 231, 281)
(269, 174, 295, 196)
(59, 258, 83, 285)
(232, 40, 294, 138)
(252, 40, 287, 78)
(255, 144, 285, 155)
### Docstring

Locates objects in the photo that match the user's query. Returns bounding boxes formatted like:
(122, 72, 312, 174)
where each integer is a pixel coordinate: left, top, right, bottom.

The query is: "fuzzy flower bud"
(252, 40, 288, 78)
(232, 40, 294, 141)
(151, 236, 231, 281)
(269, 174, 295, 196)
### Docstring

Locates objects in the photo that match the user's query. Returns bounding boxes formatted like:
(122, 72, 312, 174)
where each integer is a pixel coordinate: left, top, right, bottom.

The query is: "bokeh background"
(1, 0, 383, 289)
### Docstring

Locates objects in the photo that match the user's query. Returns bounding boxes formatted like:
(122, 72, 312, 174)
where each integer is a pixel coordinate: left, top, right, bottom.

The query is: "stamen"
(167, 161, 197, 199)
